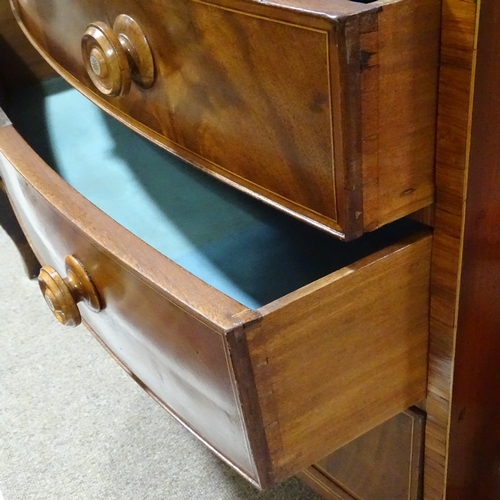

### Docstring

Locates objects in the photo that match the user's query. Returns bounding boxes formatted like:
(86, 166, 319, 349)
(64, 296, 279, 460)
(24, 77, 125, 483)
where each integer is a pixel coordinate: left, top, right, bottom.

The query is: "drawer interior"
(6, 78, 423, 309)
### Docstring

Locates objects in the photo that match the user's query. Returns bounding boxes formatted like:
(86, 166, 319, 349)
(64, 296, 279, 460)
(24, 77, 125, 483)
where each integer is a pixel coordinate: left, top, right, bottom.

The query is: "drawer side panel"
(250, 233, 432, 481)
(361, 0, 439, 231)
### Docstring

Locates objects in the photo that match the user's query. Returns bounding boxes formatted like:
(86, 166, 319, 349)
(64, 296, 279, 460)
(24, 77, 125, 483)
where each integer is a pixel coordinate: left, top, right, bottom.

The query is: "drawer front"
(298, 409, 425, 500)
(13, 0, 340, 230)
(11, 0, 440, 239)
(0, 129, 262, 484)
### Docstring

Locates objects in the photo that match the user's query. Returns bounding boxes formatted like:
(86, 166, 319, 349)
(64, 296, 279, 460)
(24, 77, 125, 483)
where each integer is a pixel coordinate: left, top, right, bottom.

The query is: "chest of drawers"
(5, 0, 500, 498)
(2, 0, 437, 493)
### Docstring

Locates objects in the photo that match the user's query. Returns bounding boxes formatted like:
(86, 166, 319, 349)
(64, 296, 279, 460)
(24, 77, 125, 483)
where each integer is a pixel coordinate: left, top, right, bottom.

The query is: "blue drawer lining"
(8, 78, 417, 309)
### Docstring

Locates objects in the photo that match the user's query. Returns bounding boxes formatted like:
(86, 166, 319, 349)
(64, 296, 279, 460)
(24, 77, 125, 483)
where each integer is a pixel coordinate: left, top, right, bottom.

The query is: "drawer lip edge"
(0, 120, 432, 331)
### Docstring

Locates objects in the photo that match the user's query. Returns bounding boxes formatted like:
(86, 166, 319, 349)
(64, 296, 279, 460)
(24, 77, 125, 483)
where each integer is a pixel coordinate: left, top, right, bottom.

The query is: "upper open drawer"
(10, 0, 440, 240)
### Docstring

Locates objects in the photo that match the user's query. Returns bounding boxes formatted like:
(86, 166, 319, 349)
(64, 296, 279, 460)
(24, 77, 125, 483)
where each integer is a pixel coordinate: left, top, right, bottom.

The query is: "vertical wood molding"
(445, 0, 500, 496)
(425, 0, 479, 498)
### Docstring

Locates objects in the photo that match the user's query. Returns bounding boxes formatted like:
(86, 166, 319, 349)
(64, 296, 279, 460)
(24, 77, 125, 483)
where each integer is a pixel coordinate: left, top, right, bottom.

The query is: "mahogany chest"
(1, 0, 441, 494)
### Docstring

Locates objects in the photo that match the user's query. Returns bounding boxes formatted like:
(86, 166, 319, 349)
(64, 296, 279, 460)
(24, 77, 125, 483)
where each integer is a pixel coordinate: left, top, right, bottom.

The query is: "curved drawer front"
(0, 133, 262, 483)
(0, 83, 432, 487)
(11, 0, 440, 239)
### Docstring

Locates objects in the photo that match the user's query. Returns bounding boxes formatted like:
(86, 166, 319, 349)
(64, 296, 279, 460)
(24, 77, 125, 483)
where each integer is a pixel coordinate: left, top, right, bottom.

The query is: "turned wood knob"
(82, 14, 154, 97)
(38, 255, 101, 327)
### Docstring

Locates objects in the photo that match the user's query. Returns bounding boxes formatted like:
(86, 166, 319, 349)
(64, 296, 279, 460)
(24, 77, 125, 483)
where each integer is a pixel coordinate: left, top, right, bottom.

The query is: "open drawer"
(10, 0, 440, 239)
(0, 79, 431, 489)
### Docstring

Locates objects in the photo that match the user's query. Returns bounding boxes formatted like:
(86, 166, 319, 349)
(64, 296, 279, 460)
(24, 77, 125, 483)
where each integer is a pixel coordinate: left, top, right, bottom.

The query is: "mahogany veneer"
(3, 0, 500, 498)
(299, 408, 425, 500)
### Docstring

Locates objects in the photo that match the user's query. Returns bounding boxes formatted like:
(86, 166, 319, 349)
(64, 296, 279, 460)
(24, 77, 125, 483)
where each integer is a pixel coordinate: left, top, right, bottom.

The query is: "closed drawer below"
(0, 79, 431, 488)
(299, 408, 425, 500)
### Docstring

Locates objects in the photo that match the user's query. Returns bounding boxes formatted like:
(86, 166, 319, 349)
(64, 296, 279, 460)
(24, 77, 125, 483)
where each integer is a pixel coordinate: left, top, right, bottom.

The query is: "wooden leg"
(0, 182, 40, 279)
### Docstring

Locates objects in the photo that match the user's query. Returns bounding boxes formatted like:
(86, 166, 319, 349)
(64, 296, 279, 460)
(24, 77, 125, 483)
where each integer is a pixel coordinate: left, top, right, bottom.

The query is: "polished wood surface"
(424, 0, 479, 498)
(304, 0, 489, 497)
(0, 179, 39, 278)
(10, 0, 439, 239)
(446, 1, 500, 497)
(0, 117, 432, 487)
(360, 0, 438, 233)
(248, 231, 431, 480)
(81, 15, 154, 97)
(82, 21, 132, 97)
(0, 124, 263, 485)
(3, 0, 500, 498)
(299, 409, 425, 500)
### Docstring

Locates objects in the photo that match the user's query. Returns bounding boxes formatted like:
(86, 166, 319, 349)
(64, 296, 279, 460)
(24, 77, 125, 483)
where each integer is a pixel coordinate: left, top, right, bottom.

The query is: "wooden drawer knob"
(81, 14, 154, 97)
(38, 255, 101, 327)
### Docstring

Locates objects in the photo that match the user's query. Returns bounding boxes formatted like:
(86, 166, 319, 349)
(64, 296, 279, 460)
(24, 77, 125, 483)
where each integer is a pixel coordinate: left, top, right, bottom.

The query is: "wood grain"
(248, 231, 432, 481)
(425, 0, 479, 498)
(299, 467, 355, 500)
(0, 124, 264, 485)
(362, 0, 439, 232)
(446, 1, 500, 497)
(37, 255, 102, 327)
(0, 114, 432, 487)
(299, 409, 425, 500)
(5, 0, 485, 495)
(9, 0, 439, 239)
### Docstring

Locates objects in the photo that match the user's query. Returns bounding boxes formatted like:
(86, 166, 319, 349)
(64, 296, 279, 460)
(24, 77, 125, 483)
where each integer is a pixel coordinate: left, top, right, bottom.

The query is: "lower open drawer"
(0, 79, 431, 488)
